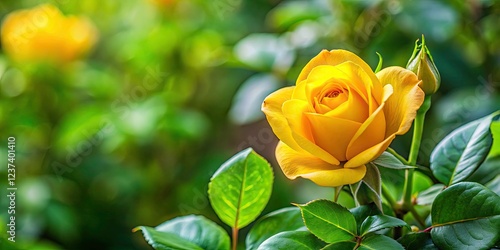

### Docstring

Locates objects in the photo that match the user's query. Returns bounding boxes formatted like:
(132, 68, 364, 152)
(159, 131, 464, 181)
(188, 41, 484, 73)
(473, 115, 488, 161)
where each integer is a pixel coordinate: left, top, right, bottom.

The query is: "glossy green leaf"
(208, 148, 273, 229)
(372, 151, 414, 169)
(135, 215, 230, 250)
(431, 182, 500, 250)
(398, 232, 438, 250)
(430, 112, 499, 185)
(256, 231, 326, 250)
(297, 199, 356, 244)
(246, 207, 304, 250)
(350, 204, 381, 234)
(321, 241, 357, 250)
(359, 215, 408, 236)
(358, 234, 404, 250)
(416, 184, 445, 205)
(135, 227, 203, 250)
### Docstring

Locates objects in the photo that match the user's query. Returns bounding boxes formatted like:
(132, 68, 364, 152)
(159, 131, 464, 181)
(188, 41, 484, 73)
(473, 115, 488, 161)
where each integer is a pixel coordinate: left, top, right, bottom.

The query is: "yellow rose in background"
(1, 4, 98, 64)
(262, 50, 424, 187)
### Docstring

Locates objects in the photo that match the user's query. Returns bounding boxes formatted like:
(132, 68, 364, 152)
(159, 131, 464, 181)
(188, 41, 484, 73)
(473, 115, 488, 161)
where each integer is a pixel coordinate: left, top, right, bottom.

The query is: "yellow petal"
(262, 87, 303, 152)
(282, 99, 340, 165)
(376, 67, 425, 136)
(345, 134, 396, 168)
(306, 113, 361, 161)
(346, 84, 393, 162)
(297, 50, 381, 102)
(276, 141, 366, 187)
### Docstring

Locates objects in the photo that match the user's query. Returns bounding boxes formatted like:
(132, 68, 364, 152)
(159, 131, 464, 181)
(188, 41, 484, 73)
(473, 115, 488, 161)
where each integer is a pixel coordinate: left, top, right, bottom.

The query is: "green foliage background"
(0, 0, 498, 249)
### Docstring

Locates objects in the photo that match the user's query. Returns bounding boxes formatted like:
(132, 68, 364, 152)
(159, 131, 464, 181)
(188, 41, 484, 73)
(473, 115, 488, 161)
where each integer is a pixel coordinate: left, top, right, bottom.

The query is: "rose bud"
(406, 35, 441, 95)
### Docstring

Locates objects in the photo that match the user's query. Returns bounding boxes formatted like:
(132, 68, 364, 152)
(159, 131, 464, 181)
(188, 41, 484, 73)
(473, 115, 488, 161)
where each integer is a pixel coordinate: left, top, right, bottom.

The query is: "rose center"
(326, 90, 342, 98)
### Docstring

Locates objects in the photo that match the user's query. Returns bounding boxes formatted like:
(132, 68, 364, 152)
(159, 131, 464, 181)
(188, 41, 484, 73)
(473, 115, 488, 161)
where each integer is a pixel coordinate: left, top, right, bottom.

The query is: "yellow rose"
(1, 4, 97, 64)
(262, 50, 424, 187)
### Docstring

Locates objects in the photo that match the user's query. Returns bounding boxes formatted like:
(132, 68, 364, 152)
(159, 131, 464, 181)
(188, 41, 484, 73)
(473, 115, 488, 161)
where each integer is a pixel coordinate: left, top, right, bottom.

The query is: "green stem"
(401, 96, 432, 207)
(386, 147, 409, 165)
(333, 186, 343, 203)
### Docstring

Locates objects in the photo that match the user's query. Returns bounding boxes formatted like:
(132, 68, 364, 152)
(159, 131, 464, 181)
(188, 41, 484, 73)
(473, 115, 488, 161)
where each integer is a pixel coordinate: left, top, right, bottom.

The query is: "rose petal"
(262, 87, 303, 152)
(306, 113, 362, 161)
(276, 141, 366, 186)
(346, 84, 393, 162)
(376, 66, 425, 136)
(282, 99, 340, 165)
(345, 134, 396, 168)
(297, 50, 382, 103)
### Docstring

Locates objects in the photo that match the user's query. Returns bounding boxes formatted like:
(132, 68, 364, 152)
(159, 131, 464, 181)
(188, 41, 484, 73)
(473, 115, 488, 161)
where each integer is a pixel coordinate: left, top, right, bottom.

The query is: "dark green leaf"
(135, 226, 203, 250)
(321, 241, 357, 250)
(246, 207, 304, 250)
(350, 204, 381, 234)
(416, 184, 445, 205)
(208, 148, 273, 229)
(297, 199, 357, 244)
(358, 234, 404, 250)
(256, 231, 326, 250)
(398, 232, 438, 250)
(430, 112, 499, 185)
(372, 151, 414, 169)
(359, 215, 408, 236)
(431, 182, 500, 250)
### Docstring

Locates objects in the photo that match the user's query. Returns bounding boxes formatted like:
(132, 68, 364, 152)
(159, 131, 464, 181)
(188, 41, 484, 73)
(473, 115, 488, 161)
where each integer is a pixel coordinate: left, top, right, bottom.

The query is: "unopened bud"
(406, 35, 441, 95)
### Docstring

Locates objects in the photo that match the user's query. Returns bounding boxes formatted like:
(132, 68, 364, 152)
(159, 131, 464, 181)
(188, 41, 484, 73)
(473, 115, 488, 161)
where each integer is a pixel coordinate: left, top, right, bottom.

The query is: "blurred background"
(0, 0, 498, 249)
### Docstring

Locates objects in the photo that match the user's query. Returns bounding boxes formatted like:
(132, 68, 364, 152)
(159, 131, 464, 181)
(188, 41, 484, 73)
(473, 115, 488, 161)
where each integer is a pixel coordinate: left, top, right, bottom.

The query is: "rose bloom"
(1, 4, 97, 64)
(262, 50, 424, 187)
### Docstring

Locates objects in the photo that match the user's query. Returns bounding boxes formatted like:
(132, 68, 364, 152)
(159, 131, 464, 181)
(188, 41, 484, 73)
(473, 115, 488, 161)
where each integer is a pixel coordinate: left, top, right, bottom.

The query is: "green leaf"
(490, 120, 500, 157)
(208, 148, 273, 229)
(256, 231, 326, 250)
(350, 204, 381, 234)
(246, 207, 304, 250)
(135, 227, 203, 250)
(135, 215, 230, 250)
(372, 151, 414, 169)
(416, 184, 445, 205)
(351, 164, 382, 212)
(431, 182, 500, 250)
(430, 112, 499, 185)
(297, 199, 357, 244)
(486, 175, 500, 196)
(398, 232, 438, 250)
(322, 241, 357, 249)
(359, 215, 408, 236)
(358, 234, 404, 250)
(374, 52, 383, 73)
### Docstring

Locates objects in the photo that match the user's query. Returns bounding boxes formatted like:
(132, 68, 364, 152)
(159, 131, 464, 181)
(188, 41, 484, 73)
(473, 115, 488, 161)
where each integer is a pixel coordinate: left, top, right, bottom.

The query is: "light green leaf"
(358, 234, 404, 250)
(416, 184, 445, 205)
(431, 182, 500, 250)
(430, 112, 499, 185)
(321, 241, 357, 249)
(372, 151, 414, 169)
(135, 215, 230, 250)
(297, 199, 357, 244)
(246, 207, 304, 250)
(490, 120, 500, 157)
(398, 232, 438, 250)
(135, 227, 203, 250)
(208, 148, 273, 229)
(256, 231, 326, 250)
(359, 215, 408, 236)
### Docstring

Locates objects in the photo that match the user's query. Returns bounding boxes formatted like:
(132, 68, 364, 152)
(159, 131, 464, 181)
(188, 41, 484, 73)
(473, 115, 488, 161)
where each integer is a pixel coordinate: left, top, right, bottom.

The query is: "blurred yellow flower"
(1, 4, 98, 64)
(262, 50, 424, 187)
